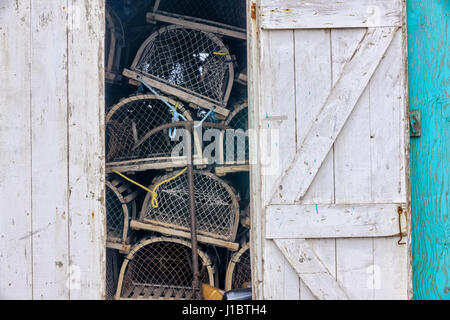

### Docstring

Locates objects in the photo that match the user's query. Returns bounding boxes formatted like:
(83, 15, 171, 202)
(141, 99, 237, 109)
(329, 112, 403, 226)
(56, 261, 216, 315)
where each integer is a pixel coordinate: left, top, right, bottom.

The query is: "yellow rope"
(112, 168, 187, 208)
(213, 50, 229, 56)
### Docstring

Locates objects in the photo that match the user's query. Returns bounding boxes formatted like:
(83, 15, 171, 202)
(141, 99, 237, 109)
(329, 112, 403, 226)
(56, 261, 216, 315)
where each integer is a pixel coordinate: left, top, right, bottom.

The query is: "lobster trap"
(105, 94, 206, 173)
(131, 170, 240, 251)
(105, 5, 125, 84)
(147, 0, 246, 40)
(123, 24, 235, 119)
(105, 176, 139, 251)
(115, 237, 214, 300)
(222, 102, 249, 164)
(225, 243, 251, 291)
(106, 248, 119, 300)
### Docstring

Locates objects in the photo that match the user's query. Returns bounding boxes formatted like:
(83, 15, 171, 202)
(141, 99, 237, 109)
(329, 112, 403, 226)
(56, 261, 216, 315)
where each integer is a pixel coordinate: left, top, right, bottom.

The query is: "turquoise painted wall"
(408, 0, 449, 299)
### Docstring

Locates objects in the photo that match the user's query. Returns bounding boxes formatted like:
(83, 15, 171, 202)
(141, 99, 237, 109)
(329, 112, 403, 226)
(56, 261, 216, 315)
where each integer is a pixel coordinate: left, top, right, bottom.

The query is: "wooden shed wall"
(0, 0, 105, 299)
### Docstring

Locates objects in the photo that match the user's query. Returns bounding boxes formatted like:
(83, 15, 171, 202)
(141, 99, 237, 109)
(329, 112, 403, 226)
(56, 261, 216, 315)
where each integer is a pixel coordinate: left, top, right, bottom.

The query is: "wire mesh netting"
(105, 5, 125, 83)
(139, 170, 239, 242)
(106, 177, 138, 243)
(226, 244, 251, 290)
(106, 94, 192, 163)
(106, 248, 119, 300)
(132, 25, 234, 108)
(106, 183, 126, 240)
(118, 237, 214, 300)
(154, 0, 247, 30)
(223, 103, 248, 163)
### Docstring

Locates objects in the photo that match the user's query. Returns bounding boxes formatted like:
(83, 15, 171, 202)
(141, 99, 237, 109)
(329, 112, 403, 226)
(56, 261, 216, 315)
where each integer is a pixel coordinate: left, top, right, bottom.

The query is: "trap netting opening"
(106, 94, 192, 163)
(106, 248, 119, 300)
(153, 0, 247, 30)
(223, 102, 249, 163)
(106, 183, 125, 240)
(130, 25, 234, 109)
(117, 237, 214, 300)
(225, 243, 251, 291)
(106, 177, 138, 244)
(139, 170, 240, 242)
(105, 5, 125, 83)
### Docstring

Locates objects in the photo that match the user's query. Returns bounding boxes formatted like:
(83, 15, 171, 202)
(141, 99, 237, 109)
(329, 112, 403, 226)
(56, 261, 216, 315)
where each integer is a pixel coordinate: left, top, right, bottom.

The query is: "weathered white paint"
(274, 239, 349, 300)
(0, 0, 105, 299)
(0, 0, 33, 299)
(266, 204, 407, 239)
(31, 0, 70, 300)
(249, 0, 410, 300)
(272, 27, 398, 204)
(260, 0, 402, 29)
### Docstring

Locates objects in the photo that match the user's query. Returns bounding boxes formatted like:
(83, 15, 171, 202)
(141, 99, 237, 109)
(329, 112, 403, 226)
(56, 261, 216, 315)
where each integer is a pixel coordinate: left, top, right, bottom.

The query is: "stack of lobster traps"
(105, 0, 251, 300)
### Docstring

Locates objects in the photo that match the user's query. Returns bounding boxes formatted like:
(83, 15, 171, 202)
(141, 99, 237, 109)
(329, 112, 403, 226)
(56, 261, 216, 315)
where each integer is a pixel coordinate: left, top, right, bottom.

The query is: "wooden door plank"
(369, 30, 404, 203)
(262, 240, 299, 299)
(336, 239, 374, 299)
(266, 203, 406, 239)
(333, 29, 372, 204)
(292, 28, 337, 299)
(30, 0, 70, 299)
(260, 0, 402, 29)
(0, 0, 33, 299)
(271, 27, 398, 204)
(294, 29, 334, 205)
(331, 29, 376, 301)
(274, 239, 349, 300)
(258, 29, 297, 205)
(67, 0, 105, 299)
(369, 30, 409, 299)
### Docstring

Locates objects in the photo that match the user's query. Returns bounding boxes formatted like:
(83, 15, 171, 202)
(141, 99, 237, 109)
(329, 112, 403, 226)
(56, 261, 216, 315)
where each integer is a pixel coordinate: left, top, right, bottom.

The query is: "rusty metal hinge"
(409, 110, 421, 137)
(251, 2, 256, 19)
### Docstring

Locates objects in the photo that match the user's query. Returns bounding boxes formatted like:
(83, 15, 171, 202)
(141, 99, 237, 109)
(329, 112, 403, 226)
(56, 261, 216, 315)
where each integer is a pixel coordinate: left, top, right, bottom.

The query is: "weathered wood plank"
(370, 30, 404, 203)
(266, 203, 406, 239)
(259, 29, 296, 206)
(0, 0, 33, 299)
(291, 28, 337, 300)
(294, 29, 334, 205)
(336, 239, 373, 299)
(67, 0, 105, 299)
(257, 29, 299, 299)
(333, 29, 372, 204)
(146, 13, 246, 40)
(30, 0, 70, 299)
(408, 0, 449, 300)
(271, 27, 398, 204)
(260, 0, 402, 29)
(332, 28, 376, 301)
(274, 239, 349, 300)
(123, 69, 230, 118)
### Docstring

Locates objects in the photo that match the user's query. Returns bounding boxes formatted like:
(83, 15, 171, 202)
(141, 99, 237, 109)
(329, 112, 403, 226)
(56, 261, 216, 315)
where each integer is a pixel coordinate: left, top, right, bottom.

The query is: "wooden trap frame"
(105, 176, 139, 253)
(123, 24, 235, 119)
(225, 242, 251, 291)
(105, 5, 125, 84)
(115, 236, 215, 300)
(131, 170, 240, 251)
(105, 94, 207, 173)
(147, 0, 246, 40)
(214, 102, 249, 176)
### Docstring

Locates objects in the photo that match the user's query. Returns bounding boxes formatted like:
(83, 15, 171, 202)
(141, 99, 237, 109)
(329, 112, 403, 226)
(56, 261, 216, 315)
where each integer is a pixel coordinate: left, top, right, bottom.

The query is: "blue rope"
(194, 106, 216, 128)
(136, 75, 187, 139)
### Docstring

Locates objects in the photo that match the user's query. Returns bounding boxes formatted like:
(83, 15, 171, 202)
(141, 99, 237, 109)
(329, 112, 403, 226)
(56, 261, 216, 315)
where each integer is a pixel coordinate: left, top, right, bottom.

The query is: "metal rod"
(186, 123, 201, 299)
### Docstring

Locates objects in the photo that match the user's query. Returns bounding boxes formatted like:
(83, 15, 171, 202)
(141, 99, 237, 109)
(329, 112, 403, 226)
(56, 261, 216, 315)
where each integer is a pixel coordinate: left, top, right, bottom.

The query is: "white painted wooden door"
(248, 0, 411, 299)
(0, 0, 105, 299)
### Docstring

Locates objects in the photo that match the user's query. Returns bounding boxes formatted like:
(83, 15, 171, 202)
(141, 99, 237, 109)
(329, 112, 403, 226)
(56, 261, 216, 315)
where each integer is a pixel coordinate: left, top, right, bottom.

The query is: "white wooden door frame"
(247, 0, 412, 300)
